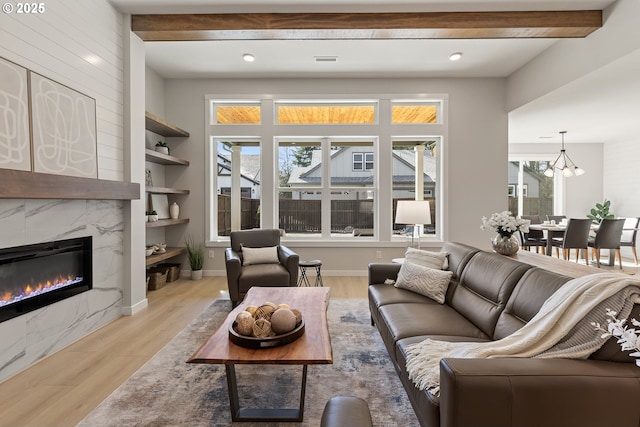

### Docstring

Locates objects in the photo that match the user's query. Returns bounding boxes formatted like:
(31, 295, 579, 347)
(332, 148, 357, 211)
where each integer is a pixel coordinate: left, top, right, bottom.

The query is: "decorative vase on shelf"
(492, 234, 519, 256)
(170, 202, 179, 219)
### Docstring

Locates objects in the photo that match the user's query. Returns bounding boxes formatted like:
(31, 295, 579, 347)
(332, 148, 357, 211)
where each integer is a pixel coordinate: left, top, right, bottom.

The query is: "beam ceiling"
(131, 11, 602, 41)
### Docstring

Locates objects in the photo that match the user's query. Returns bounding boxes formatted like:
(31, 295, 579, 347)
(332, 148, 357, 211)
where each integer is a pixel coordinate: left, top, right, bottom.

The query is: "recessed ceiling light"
(449, 52, 463, 61)
(242, 53, 255, 62)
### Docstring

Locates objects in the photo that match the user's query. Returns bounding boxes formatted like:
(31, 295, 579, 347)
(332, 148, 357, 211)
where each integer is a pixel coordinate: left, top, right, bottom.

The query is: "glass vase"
(492, 234, 519, 256)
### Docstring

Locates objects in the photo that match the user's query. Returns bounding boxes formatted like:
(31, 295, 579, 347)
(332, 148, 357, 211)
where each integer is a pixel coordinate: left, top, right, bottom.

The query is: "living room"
(1, 0, 639, 425)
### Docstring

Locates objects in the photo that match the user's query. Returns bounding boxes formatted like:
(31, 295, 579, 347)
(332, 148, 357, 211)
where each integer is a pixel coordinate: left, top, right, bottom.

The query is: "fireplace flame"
(0, 274, 83, 308)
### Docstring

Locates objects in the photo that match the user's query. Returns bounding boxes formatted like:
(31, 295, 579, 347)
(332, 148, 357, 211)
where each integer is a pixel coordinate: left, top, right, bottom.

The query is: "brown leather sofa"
(369, 242, 640, 427)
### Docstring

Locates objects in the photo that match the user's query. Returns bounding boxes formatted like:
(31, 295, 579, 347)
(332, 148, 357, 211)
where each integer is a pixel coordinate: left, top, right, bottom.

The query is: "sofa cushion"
(369, 283, 440, 308)
(449, 251, 531, 338)
(404, 248, 449, 270)
(238, 263, 290, 293)
(378, 302, 489, 346)
(395, 262, 453, 304)
(493, 267, 571, 340)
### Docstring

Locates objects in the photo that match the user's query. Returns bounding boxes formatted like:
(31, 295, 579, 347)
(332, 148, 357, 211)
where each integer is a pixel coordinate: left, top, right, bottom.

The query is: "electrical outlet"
(376, 250, 382, 259)
(208, 250, 215, 258)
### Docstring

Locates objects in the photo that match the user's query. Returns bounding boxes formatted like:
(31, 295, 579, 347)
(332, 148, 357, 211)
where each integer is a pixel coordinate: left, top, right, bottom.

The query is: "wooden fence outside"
(218, 195, 437, 235)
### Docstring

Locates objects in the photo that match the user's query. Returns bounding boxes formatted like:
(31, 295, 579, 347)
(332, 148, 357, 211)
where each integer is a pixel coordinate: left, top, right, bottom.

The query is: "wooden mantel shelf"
(0, 169, 140, 200)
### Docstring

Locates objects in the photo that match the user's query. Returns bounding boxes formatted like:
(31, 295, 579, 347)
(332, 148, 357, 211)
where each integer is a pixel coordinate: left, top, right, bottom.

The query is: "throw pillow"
(404, 248, 449, 270)
(242, 246, 280, 265)
(394, 261, 453, 304)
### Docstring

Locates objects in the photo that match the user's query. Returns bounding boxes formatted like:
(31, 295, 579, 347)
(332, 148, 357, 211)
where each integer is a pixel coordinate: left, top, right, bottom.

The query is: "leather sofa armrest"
(368, 263, 401, 285)
(439, 357, 640, 427)
(278, 244, 300, 286)
(225, 248, 242, 301)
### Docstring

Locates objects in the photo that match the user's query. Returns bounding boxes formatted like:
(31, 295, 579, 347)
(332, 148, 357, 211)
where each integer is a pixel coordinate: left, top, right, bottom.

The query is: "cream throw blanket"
(405, 272, 640, 395)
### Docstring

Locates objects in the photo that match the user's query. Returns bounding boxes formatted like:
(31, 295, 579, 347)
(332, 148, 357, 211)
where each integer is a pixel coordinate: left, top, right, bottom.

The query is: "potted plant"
(185, 234, 204, 280)
(146, 210, 158, 222)
(587, 199, 615, 225)
(155, 140, 169, 155)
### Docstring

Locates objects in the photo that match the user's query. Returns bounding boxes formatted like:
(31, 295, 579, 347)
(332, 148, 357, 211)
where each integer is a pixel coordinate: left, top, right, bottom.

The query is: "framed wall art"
(30, 72, 98, 178)
(0, 57, 31, 171)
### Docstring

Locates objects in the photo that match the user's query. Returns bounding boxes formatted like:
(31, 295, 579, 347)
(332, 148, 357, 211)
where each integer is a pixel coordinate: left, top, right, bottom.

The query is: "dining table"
(528, 222, 618, 266)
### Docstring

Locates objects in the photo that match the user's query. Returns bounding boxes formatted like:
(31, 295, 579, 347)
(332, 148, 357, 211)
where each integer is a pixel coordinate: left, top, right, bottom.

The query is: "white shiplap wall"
(0, 0, 124, 180)
(0, 0, 127, 381)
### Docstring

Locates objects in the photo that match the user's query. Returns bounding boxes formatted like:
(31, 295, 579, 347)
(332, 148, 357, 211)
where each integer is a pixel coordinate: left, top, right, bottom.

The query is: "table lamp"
(395, 200, 431, 249)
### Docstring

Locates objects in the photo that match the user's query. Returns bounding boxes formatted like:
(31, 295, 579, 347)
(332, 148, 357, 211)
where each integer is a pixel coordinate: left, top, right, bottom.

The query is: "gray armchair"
(225, 229, 299, 307)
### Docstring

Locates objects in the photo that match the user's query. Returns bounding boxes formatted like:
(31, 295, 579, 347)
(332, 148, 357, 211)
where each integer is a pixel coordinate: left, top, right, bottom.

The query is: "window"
(275, 101, 377, 124)
(214, 139, 261, 236)
(212, 101, 261, 124)
(207, 96, 446, 242)
(353, 152, 373, 171)
(508, 160, 555, 218)
(392, 139, 439, 236)
(391, 101, 440, 124)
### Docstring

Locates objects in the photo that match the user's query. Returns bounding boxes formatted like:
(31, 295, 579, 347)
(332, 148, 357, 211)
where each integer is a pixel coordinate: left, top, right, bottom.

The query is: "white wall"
(603, 137, 640, 260)
(161, 77, 507, 274)
(0, 1, 128, 381)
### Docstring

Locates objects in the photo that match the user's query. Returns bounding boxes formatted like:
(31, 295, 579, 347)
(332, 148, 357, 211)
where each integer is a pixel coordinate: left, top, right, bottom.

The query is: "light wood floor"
(0, 276, 368, 427)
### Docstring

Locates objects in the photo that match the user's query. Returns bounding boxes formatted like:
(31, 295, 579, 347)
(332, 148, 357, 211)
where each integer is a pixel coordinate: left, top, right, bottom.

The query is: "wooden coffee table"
(187, 286, 332, 422)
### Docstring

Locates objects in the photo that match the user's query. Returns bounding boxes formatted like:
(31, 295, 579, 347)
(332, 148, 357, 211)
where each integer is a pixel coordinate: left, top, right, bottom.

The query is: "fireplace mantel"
(0, 169, 140, 200)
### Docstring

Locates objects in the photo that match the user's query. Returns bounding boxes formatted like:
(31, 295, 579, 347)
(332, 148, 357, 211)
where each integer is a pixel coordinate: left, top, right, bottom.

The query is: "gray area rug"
(78, 298, 418, 426)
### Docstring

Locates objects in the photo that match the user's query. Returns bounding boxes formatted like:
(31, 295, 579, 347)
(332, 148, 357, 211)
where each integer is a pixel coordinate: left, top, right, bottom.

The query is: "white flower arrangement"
(592, 309, 640, 367)
(480, 211, 530, 237)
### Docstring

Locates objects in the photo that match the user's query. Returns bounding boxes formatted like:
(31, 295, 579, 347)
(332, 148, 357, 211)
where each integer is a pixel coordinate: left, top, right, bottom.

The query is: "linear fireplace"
(0, 236, 92, 322)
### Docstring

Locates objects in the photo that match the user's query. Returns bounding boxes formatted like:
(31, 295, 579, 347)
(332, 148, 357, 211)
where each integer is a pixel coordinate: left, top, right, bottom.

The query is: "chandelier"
(543, 131, 585, 177)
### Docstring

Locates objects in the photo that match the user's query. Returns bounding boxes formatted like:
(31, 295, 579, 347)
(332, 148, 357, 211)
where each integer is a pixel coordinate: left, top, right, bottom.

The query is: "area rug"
(77, 298, 419, 427)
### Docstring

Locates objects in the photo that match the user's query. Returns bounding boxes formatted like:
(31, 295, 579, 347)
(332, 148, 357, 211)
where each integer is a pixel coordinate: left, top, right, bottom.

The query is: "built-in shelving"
(146, 218, 190, 228)
(145, 247, 187, 266)
(144, 112, 190, 271)
(145, 149, 189, 166)
(146, 186, 190, 195)
(145, 112, 190, 137)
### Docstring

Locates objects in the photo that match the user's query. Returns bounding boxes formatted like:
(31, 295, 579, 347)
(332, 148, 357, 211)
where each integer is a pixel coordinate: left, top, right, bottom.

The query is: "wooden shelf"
(0, 169, 140, 200)
(145, 112, 189, 137)
(146, 186, 190, 195)
(145, 149, 189, 166)
(145, 246, 187, 266)
(146, 218, 189, 228)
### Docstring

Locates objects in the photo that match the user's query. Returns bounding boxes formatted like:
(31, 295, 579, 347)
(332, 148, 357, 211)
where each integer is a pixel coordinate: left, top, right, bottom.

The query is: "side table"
(298, 260, 323, 287)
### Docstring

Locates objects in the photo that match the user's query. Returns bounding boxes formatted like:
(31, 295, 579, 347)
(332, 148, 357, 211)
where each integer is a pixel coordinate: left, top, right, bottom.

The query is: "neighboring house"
(507, 161, 542, 198)
(217, 154, 261, 199)
(287, 147, 436, 200)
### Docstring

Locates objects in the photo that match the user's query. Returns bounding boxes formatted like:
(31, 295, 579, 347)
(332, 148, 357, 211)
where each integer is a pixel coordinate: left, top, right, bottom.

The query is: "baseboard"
(205, 269, 367, 277)
(122, 298, 148, 316)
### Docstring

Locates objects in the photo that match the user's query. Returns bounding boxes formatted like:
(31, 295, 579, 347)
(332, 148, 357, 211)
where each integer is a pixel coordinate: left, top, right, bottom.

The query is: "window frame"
(205, 95, 447, 244)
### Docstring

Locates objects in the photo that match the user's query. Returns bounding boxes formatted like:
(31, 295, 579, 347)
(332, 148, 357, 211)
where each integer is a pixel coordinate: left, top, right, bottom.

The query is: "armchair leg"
(595, 249, 601, 268)
(616, 249, 623, 269)
(632, 247, 638, 265)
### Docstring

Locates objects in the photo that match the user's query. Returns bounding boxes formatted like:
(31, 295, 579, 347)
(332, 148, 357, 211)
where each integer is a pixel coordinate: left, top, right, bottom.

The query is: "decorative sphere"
(253, 318, 272, 337)
(245, 305, 258, 316)
(277, 303, 290, 310)
(236, 316, 255, 336)
(255, 304, 276, 320)
(271, 308, 297, 334)
(291, 308, 303, 325)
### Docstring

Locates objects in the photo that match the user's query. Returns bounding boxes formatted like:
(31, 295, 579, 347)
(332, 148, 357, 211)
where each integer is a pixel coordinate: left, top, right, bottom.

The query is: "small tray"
(229, 319, 305, 349)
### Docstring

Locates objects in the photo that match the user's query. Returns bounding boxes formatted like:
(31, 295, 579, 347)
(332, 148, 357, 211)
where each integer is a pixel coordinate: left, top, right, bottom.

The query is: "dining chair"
(550, 218, 591, 265)
(588, 218, 625, 269)
(519, 214, 546, 253)
(620, 216, 640, 265)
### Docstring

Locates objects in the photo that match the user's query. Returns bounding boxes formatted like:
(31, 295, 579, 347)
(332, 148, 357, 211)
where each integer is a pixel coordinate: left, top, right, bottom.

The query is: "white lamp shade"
(395, 200, 431, 225)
